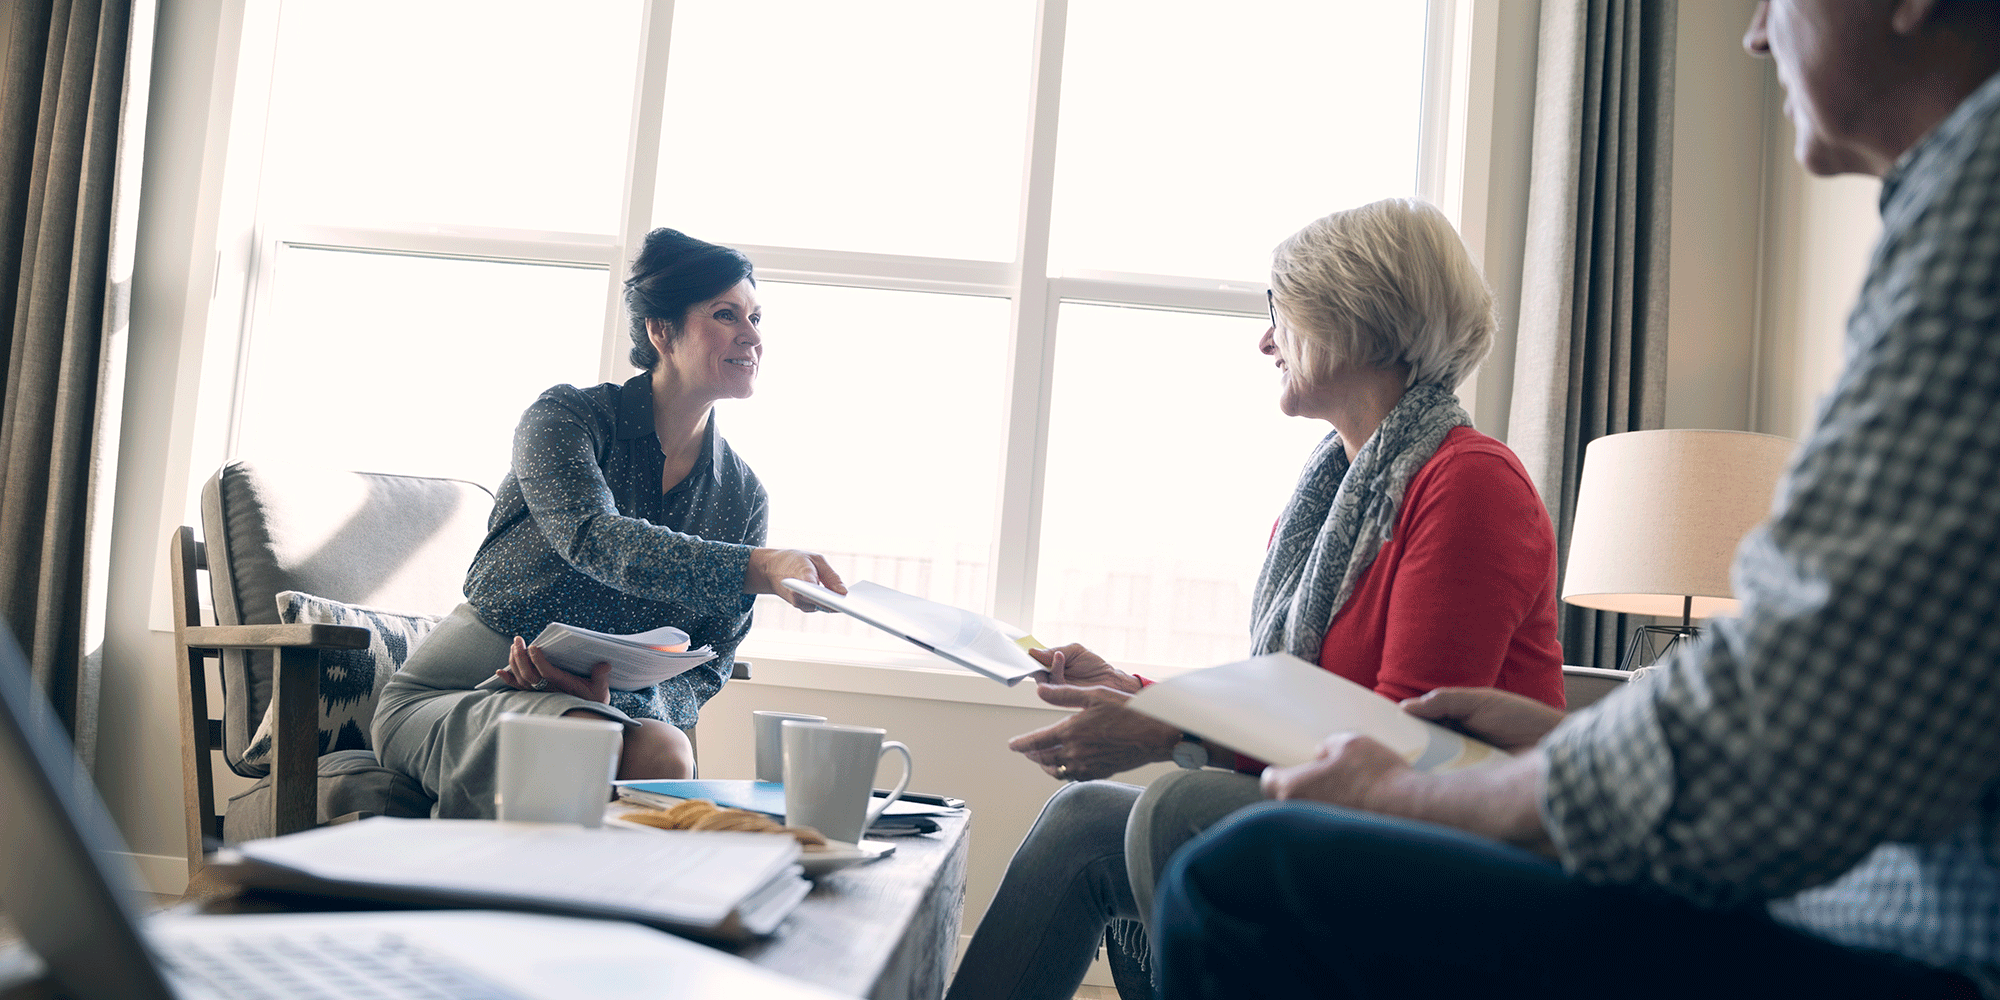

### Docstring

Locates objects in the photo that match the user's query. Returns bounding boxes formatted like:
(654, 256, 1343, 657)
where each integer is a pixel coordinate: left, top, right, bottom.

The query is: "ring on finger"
(530, 678, 551, 692)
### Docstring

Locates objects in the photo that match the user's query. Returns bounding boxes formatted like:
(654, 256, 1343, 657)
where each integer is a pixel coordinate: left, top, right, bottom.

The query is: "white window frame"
(176, 0, 1495, 689)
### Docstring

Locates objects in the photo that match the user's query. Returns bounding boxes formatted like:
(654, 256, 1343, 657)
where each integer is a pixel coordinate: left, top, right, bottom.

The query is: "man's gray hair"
(1270, 198, 1496, 390)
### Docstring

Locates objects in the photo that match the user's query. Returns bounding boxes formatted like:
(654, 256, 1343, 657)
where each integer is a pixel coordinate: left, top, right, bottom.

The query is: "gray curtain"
(0, 0, 151, 766)
(1508, 0, 1676, 671)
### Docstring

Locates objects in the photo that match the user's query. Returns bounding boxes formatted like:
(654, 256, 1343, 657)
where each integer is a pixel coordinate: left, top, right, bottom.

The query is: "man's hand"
(1400, 687, 1566, 754)
(1260, 733, 1413, 809)
(1262, 727, 1555, 853)
(745, 547, 847, 611)
(1007, 684, 1181, 781)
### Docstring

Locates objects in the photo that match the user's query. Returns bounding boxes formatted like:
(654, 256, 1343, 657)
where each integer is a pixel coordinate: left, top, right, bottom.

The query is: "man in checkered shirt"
(1151, 3, 2000, 998)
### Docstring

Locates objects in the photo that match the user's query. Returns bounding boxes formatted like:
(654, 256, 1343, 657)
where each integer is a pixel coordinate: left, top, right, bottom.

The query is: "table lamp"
(1562, 429, 1792, 672)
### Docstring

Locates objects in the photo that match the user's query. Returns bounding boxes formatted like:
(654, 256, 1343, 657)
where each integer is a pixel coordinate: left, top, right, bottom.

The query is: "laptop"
(0, 623, 851, 1000)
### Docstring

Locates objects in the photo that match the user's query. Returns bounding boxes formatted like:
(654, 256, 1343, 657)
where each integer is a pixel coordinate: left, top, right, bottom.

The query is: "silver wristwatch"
(1171, 734, 1209, 770)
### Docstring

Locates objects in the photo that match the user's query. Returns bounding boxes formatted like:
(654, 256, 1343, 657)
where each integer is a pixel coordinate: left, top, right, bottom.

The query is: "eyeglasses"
(1266, 289, 1278, 330)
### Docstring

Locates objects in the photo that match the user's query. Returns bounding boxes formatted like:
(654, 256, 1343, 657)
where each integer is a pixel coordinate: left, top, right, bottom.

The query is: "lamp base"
(1618, 624, 1700, 673)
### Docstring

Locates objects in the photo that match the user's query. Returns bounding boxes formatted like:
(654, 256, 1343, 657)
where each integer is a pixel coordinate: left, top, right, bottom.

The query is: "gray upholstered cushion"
(223, 749, 434, 841)
(204, 460, 492, 777)
(238, 592, 441, 773)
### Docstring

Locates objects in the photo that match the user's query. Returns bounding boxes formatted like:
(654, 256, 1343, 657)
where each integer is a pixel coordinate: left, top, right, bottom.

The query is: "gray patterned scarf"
(1249, 383, 1471, 662)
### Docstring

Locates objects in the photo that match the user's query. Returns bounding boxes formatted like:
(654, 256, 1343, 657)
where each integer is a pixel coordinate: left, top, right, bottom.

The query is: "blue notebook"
(615, 779, 959, 821)
(616, 779, 788, 817)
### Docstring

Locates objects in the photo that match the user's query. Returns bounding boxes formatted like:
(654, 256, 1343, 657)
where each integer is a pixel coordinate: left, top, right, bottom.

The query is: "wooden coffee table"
(740, 808, 970, 999)
(164, 809, 971, 1000)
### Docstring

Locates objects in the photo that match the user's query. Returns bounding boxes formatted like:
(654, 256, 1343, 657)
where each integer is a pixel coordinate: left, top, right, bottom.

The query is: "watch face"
(1172, 740, 1208, 770)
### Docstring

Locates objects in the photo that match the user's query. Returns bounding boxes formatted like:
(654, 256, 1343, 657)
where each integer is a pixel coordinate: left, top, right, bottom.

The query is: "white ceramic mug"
(494, 712, 622, 826)
(781, 721, 913, 844)
(752, 710, 829, 783)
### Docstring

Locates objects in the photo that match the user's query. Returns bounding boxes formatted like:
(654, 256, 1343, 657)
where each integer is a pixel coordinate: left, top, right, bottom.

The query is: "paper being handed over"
(778, 579, 1045, 685)
(1125, 653, 1509, 772)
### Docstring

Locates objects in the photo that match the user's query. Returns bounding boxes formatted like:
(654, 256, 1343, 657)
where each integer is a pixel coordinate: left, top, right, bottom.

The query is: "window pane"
(724, 283, 1012, 654)
(1034, 303, 1330, 668)
(262, 0, 642, 234)
(235, 249, 606, 487)
(1051, 0, 1429, 281)
(655, 1, 1035, 261)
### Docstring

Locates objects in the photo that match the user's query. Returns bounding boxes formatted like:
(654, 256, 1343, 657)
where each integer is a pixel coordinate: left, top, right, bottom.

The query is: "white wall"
(1463, 0, 1542, 439)
(1662, 0, 1879, 439)
(1753, 115, 1881, 439)
(1663, 0, 1766, 432)
(99, 0, 253, 893)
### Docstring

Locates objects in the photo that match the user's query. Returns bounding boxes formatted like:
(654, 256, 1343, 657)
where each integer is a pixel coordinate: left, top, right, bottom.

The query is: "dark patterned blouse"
(465, 374, 766, 726)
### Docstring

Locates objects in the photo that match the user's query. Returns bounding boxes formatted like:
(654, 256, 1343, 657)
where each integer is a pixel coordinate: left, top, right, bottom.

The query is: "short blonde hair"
(1269, 198, 1495, 390)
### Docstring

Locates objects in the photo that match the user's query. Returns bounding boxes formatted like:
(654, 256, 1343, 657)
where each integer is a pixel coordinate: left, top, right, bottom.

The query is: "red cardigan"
(1221, 426, 1566, 771)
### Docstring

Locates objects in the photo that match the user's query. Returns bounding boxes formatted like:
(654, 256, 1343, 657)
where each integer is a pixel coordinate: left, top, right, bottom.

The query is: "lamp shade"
(1562, 429, 1792, 619)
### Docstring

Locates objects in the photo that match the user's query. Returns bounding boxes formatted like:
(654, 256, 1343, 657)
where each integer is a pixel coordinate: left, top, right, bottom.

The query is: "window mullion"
(603, 0, 677, 383)
(991, 0, 1069, 630)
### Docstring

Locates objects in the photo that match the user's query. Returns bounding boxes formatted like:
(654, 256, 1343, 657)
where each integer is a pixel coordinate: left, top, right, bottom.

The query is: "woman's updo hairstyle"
(623, 227, 755, 370)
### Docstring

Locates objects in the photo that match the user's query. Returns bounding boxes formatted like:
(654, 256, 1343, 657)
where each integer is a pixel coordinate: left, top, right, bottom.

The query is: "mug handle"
(862, 740, 913, 830)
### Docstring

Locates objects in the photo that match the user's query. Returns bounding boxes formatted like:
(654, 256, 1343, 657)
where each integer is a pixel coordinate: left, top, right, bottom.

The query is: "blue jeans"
(1154, 802, 1978, 1000)
(946, 781, 1144, 1000)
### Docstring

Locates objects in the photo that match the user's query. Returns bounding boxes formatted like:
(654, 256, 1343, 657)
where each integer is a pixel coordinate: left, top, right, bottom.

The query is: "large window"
(211, 0, 1442, 672)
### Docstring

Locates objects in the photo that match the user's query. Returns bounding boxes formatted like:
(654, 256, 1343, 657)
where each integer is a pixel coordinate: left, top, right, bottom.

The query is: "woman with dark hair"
(372, 228, 844, 819)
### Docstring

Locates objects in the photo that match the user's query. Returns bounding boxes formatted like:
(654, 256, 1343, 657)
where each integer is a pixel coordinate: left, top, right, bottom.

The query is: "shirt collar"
(1880, 67, 2000, 211)
(617, 372, 722, 484)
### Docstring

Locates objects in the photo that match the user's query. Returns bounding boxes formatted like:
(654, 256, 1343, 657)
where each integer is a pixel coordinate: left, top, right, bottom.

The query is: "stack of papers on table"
(205, 816, 809, 944)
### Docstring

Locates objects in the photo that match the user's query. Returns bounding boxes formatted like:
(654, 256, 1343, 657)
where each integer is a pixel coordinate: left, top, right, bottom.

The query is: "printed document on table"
(779, 579, 1045, 685)
(1126, 653, 1510, 772)
(213, 816, 806, 943)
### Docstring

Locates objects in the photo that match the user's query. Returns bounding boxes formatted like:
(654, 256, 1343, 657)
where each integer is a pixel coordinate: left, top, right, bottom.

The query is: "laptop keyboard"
(158, 930, 533, 1000)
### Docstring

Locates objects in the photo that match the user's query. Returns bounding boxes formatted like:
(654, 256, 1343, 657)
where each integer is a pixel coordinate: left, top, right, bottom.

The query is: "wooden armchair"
(171, 461, 495, 866)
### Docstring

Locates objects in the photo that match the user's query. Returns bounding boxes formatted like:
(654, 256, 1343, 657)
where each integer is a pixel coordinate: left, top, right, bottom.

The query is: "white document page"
(472, 623, 717, 692)
(1126, 653, 1509, 771)
(780, 579, 1045, 685)
(227, 817, 802, 935)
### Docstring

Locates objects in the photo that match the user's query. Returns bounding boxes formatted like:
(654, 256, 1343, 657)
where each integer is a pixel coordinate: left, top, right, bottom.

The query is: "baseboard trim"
(120, 850, 189, 898)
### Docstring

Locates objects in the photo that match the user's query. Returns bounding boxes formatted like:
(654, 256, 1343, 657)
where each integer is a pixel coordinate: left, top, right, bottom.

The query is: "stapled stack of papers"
(206, 816, 809, 944)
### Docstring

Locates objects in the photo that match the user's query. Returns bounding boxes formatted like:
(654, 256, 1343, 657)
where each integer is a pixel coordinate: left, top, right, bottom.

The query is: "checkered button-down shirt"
(1542, 69, 2000, 989)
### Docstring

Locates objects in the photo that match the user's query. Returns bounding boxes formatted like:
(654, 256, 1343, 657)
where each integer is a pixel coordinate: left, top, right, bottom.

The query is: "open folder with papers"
(1126, 653, 1511, 772)
(780, 578, 1046, 685)
(206, 817, 811, 944)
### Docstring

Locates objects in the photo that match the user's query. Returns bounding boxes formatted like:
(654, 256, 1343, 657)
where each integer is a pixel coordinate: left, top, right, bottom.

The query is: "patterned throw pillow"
(239, 591, 441, 772)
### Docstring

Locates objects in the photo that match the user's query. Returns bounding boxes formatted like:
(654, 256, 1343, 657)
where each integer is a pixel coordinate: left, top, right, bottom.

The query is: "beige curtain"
(1508, 0, 1677, 671)
(0, 0, 152, 766)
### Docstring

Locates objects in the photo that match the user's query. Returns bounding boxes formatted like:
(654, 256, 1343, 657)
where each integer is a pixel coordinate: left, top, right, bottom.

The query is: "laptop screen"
(0, 622, 177, 1000)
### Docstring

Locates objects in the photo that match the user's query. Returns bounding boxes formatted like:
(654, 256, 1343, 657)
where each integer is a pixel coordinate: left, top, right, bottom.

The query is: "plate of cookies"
(605, 798, 893, 877)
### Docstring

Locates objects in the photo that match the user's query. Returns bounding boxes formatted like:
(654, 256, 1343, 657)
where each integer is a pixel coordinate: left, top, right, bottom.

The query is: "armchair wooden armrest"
(180, 623, 371, 651)
(181, 622, 373, 840)
(171, 527, 388, 852)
